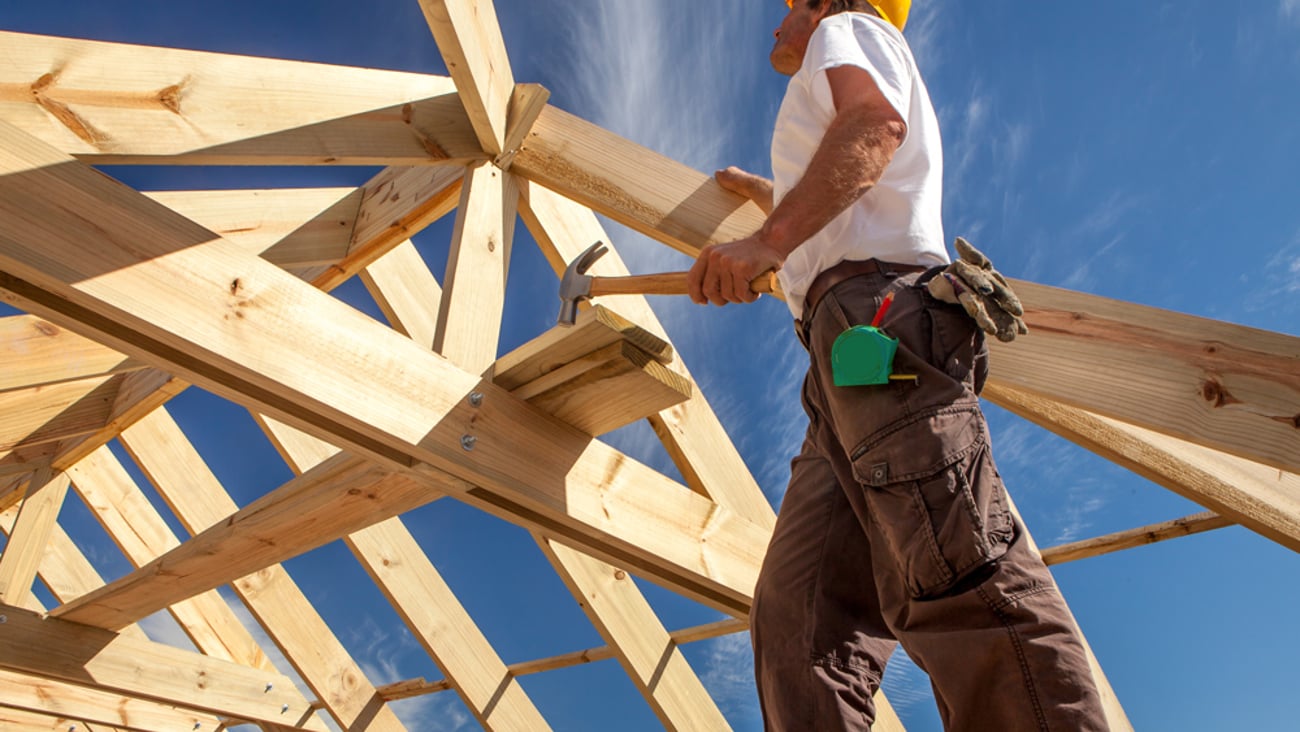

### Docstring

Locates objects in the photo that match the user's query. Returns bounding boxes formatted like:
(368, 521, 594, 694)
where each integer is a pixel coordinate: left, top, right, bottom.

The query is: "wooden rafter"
(0, 122, 765, 618)
(0, 315, 140, 393)
(0, 32, 484, 165)
(418, 0, 516, 156)
(0, 668, 215, 732)
(0, 465, 70, 604)
(1041, 512, 1232, 566)
(0, 605, 316, 729)
(118, 409, 408, 732)
(989, 385, 1300, 552)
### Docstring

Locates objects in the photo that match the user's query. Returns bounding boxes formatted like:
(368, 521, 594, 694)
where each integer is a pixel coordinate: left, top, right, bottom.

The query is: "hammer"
(557, 241, 779, 326)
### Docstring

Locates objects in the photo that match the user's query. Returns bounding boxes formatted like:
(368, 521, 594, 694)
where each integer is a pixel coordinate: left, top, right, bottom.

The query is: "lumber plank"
(417, 0, 515, 155)
(0, 668, 213, 732)
(516, 180, 776, 527)
(361, 241, 444, 349)
(433, 162, 518, 374)
(118, 409, 406, 732)
(0, 375, 120, 452)
(0, 705, 84, 732)
(317, 164, 465, 291)
(348, 521, 551, 731)
(511, 105, 767, 258)
(0, 506, 147, 641)
(65, 447, 275, 670)
(510, 340, 692, 436)
(0, 605, 314, 728)
(0, 31, 483, 165)
(493, 305, 673, 389)
(988, 384, 1300, 553)
(145, 188, 361, 269)
(539, 538, 730, 731)
(989, 280, 1300, 475)
(0, 120, 765, 618)
(495, 83, 550, 170)
(1041, 512, 1232, 566)
(0, 465, 70, 604)
(0, 315, 140, 393)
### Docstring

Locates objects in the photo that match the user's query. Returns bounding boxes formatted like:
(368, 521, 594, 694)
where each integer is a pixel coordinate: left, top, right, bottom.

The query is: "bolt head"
(469, 391, 484, 407)
(460, 434, 477, 451)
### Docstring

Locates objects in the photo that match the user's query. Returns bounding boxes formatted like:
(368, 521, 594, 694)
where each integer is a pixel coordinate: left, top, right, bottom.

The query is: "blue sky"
(4, 1, 1299, 730)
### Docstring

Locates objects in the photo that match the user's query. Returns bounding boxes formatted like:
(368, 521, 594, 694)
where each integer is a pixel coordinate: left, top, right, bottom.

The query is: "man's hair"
(807, 0, 879, 16)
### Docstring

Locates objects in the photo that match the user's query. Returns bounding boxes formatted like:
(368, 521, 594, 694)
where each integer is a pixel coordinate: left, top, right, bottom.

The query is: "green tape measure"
(830, 325, 898, 386)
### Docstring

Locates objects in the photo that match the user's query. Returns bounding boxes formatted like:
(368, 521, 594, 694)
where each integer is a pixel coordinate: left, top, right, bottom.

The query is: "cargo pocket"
(852, 406, 1014, 600)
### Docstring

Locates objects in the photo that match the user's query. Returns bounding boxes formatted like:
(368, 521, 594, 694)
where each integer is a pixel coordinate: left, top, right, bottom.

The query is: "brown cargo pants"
(751, 264, 1107, 731)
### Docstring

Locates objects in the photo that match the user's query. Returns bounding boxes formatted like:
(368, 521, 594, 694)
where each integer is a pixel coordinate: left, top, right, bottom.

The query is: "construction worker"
(687, 1, 1109, 729)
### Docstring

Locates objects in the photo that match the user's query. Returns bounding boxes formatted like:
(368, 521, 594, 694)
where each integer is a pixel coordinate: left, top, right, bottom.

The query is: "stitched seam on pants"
(809, 652, 881, 680)
(978, 584, 1050, 731)
(986, 582, 1055, 612)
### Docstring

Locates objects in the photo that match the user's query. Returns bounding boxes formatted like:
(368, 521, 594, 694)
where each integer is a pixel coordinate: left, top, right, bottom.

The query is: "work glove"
(927, 237, 1028, 342)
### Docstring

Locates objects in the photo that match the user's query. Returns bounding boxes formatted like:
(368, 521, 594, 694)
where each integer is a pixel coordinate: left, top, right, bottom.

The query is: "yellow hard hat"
(869, 0, 911, 31)
(784, 1, 911, 32)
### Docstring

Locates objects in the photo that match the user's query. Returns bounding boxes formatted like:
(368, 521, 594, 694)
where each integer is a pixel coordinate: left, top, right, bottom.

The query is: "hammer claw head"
(556, 240, 608, 327)
(574, 241, 608, 274)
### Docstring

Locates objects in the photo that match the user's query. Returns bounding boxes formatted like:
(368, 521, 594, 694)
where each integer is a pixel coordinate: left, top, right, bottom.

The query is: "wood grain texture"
(417, 0, 515, 155)
(0, 465, 69, 604)
(0, 605, 314, 728)
(1041, 512, 1232, 566)
(0, 668, 213, 732)
(989, 384, 1300, 553)
(990, 280, 1300, 475)
(0, 31, 484, 165)
(433, 162, 518, 375)
(361, 240, 444, 349)
(119, 409, 405, 732)
(0, 375, 120, 452)
(0, 315, 139, 393)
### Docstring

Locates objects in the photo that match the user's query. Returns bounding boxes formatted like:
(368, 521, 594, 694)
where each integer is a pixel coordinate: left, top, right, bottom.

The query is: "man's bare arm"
(689, 65, 906, 305)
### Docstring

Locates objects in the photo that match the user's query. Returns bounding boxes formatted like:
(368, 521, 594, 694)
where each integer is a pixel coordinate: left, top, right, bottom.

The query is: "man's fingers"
(687, 250, 710, 305)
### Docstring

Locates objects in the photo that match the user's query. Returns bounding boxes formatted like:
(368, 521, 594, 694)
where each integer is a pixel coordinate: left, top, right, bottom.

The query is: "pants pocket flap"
(852, 406, 984, 487)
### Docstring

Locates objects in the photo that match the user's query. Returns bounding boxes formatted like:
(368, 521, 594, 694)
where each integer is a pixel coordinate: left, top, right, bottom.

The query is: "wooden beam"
(0, 120, 765, 618)
(145, 188, 361, 269)
(0, 705, 85, 732)
(347, 521, 551, 731)
(0, 668, 214, 732)
(0, 465, 70, 604)
(495, 84, 550, 170)
(0, 31, 483, 165)
(988, 281, 1300, 475)
(417, 0, 516, 155)
(314, 164, 465, 291)
(1041, 512, 1233, 566)
(538, 538, 731, 731)
(65, 446, 276, 670)
(0, 375, 119, 452)
(118, 409, 407, 732)
(0, 506, 148, 641)
(433, 163, 518, 375)
(516, 180, 776, 527)
(988, 384, 1300, 553)
(0, 315, 139, 393)
(361, 241, 444, 349)
(511, 105, 766, 258)
(0, 605, 315, 729)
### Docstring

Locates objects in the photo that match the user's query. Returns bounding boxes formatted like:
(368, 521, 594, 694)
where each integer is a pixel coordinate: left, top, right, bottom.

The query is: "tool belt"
(802, 258, 929, 321)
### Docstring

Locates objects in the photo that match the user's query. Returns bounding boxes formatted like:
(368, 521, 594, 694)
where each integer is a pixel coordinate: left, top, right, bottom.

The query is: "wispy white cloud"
(988, 420, 1110, 544)
(138, 609, 199, 652)
(1282, 0, 1300, 22)
(1242, 229, 1300, 326)
(698, 632, 762, 723)
(880, 649, 936, 715)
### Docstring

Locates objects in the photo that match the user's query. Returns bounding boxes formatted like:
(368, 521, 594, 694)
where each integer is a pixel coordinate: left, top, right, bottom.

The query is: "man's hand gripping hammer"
(556, 241, 779, 326)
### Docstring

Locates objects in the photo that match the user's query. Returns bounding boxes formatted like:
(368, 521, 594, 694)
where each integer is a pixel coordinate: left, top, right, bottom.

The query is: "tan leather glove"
(927, 237, 1028, 342)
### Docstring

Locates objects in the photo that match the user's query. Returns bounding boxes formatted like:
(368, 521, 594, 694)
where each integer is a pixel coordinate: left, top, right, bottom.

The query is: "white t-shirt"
(772, 12, 949, 319)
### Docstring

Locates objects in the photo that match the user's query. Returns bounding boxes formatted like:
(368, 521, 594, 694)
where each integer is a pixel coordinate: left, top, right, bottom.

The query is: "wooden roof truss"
(1, 1, 1297, 730)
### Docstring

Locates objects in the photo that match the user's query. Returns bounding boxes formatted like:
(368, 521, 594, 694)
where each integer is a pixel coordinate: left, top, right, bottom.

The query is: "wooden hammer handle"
(588, 270, 779, 297)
